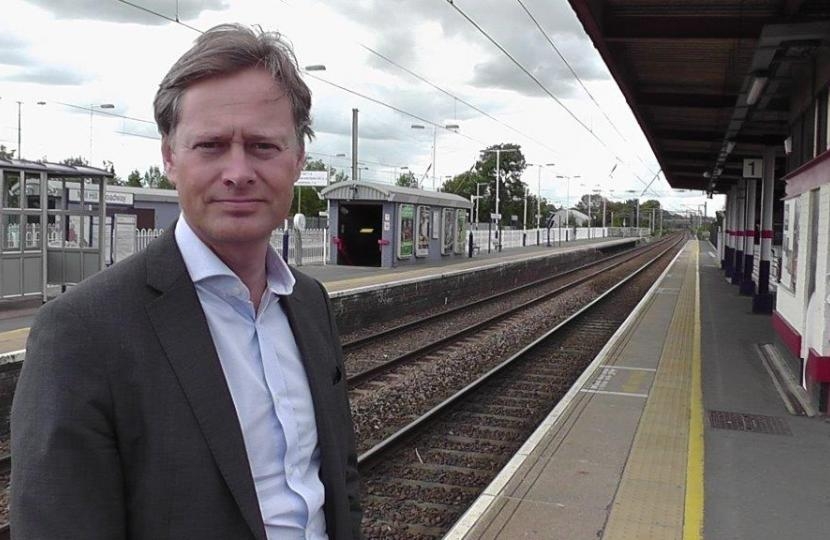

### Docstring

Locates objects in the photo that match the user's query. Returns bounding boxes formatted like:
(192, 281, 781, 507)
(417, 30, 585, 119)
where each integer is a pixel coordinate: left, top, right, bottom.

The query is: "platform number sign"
(743, 158, 763, 179)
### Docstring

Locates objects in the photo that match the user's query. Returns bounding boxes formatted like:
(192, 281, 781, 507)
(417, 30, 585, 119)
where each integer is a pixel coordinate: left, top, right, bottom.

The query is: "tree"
(126, 170, 143, 188)
(441, 143, 527, 227)
(396, 171, 418, 188)
(102, 160, 124, 186)
(0, 145, 15, 160)
(61, 156, 88, 167)
(143, 165, 173, 189)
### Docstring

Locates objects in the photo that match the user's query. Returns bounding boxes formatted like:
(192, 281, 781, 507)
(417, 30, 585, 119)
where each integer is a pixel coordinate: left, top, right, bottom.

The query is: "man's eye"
(252, 143, 280, 151)
(194, 141, 224, 150)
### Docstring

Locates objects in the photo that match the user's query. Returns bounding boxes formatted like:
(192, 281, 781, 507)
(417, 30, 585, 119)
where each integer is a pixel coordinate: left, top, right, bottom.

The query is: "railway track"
(348, 235, 680, 453)
(356, 236, 685, 539)
(344, 236, 675, 387)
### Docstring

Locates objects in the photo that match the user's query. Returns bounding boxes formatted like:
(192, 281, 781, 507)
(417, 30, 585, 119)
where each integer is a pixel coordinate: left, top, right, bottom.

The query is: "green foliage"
(0, 145, 15, 160)
(61, 156, 89, 166)
(126, 170, 143, 187)
(441, 143, 537, 226)
(143, 165, 173, 189)
(396, 171, 418, 188)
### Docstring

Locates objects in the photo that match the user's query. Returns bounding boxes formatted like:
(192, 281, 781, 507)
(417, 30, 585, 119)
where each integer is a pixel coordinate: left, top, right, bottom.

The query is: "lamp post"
(625, 189, 639, 235)
(528, 162, 555, 234)
(1, 98, 45, 159)
(474, 181, 488, 225)
(411, 123, 459, 191)
(556, 174, 580, 241)
(593, 187, 604, 236)
(483, 147, 518, 251)
(89, 103, 115, 164)
(327, 152, 347, 184)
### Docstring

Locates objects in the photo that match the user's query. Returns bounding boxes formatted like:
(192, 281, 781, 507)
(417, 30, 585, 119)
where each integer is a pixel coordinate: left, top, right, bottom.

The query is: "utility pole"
(351, 108, 359, 183)
(17, 101, 22, 158)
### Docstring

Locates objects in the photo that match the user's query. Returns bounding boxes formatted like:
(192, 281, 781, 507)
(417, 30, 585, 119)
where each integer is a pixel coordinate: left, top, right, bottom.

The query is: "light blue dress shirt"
(175, 217, 328, 540)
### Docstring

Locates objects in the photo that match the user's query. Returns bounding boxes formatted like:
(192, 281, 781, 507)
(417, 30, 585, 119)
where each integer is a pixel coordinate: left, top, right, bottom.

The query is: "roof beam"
(603, 15, 767, 40)
(656, 130, 784, 145)
(639, 92, 737, 108)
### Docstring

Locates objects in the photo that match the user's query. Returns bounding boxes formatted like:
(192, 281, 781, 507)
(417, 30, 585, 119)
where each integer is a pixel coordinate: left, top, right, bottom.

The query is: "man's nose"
(222, 142, 255, 188)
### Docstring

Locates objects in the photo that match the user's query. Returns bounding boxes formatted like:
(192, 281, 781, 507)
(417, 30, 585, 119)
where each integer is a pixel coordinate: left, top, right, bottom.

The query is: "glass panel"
(25, 215, 41, 249)
(24, 174, 41, 209)
(3, 171, 20, 209)
(3, 214, 20, 251)
(65, 215, 81, 248)
(47, 216, 63, 248)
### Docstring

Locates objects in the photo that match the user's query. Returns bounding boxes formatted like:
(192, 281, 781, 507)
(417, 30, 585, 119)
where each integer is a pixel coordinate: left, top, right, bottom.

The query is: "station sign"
(490, 212, 501, 220)
(296, 170, 328, 187)
(68, 188, 134, 206)
(742, 158, 763, 179)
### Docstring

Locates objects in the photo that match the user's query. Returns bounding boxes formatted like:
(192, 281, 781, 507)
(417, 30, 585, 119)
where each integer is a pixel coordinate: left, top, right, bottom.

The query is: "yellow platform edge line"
(683, 241, 704, 540)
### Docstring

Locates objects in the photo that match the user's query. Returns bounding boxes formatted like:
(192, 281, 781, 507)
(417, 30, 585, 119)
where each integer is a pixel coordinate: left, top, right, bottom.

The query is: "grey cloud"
(325, 0, 608, 98)
(2, 65, 88, 85)
(24, 0, 229, 24)
(0, 34, 32, 66)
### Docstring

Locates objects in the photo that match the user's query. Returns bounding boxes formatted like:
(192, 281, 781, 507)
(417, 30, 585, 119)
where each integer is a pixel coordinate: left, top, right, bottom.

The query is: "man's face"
(162, 67, 305, 253)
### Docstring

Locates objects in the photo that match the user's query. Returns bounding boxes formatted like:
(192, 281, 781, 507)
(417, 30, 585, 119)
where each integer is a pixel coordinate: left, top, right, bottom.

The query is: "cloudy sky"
(0, 0, 718, 215)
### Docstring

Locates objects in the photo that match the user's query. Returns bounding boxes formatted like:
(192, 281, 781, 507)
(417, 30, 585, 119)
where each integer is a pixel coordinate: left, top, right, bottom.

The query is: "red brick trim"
(772, 310, 802, 359)
(761, 230, 774, 238)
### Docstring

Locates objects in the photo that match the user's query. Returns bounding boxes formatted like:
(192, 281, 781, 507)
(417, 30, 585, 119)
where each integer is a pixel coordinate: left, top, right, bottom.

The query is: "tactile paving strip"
(708, 410, 792, 436)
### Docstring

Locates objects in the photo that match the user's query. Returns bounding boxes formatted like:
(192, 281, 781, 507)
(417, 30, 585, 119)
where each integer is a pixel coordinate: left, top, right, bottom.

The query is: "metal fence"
(470, 226, 649, 252)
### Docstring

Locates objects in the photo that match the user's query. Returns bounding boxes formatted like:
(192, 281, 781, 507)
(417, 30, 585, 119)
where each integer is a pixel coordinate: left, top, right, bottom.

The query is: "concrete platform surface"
(445, 240, 830, 539)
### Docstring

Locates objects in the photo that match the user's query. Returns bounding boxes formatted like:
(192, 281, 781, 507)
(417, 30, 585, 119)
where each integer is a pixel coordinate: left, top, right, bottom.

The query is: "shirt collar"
(174, 215, 295, 296)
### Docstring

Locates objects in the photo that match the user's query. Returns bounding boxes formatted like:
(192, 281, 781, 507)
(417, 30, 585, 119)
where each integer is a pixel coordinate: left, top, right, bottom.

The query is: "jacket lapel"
(144, 229, 266, 540)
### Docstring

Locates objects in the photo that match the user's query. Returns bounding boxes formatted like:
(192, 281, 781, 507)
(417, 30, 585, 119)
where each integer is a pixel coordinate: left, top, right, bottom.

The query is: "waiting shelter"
(320, 181, 472, 267)
(0, 158, 112, 301)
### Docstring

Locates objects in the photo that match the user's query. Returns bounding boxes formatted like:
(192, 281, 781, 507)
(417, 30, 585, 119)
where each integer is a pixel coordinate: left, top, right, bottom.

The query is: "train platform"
(445, 240, 830, 539)
(0, 236, 636, 356)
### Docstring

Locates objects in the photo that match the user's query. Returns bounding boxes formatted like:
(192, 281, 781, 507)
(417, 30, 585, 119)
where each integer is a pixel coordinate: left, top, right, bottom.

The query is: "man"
(11, 24, 362, 539)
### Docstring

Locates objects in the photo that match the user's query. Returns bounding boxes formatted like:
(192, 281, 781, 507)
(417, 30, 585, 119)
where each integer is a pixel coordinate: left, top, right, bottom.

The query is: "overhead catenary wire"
(444, 0, 661, 198)
(359, 44, 560, 159)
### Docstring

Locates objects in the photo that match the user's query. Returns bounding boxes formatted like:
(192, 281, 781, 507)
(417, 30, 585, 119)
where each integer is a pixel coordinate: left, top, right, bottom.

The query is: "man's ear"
(161, 136, 177, 185)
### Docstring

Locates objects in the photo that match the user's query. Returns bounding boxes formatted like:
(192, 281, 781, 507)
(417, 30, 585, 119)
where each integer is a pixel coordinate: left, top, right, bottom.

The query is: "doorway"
(338, 203, 382, 266)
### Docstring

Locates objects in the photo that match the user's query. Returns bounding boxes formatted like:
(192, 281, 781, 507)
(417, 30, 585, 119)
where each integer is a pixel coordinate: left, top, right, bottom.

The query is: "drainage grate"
(708, 410, 792, 436)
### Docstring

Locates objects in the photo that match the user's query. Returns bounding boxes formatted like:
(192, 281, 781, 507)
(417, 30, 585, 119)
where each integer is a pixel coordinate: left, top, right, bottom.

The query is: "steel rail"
(347, 235, 676, 387)
(358, 235, 683, 468)
(342, 239, 658, 351)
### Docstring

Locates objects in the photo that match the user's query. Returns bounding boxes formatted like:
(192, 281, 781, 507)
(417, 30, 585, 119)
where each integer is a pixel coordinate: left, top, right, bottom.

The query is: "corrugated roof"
(320, 181, 472, 209)
(0, 158, 113, 178)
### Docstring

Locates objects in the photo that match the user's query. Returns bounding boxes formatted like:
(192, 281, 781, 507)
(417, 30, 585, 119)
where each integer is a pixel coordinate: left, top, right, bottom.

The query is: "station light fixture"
(746, 74, 769, 106)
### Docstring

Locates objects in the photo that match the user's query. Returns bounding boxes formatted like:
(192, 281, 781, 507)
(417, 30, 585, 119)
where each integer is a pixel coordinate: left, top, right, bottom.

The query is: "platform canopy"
(320, 181, 472, 209)
(568, 0, 830, 194)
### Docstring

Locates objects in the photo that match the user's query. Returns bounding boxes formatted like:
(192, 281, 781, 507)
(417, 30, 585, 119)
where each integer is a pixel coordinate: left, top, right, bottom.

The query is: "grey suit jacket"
(10, 228, 363, 539)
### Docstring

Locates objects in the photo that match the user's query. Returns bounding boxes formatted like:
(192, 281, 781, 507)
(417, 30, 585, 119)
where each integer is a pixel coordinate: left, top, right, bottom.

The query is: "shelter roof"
(320, 181, 472, 209)
(0, 158, 113, 178)
(568, 0, 830, 194)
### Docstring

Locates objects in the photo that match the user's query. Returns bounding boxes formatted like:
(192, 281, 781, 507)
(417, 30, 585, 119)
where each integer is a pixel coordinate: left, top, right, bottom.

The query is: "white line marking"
(604, 365, 657, 372)
(580, 389, 649, 398)
(442, 241, 692, 540)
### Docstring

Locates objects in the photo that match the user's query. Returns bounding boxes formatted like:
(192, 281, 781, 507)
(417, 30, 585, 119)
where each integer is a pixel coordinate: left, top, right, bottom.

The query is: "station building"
(320, 181, 472, 268)
(569, 2, 830, 411)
